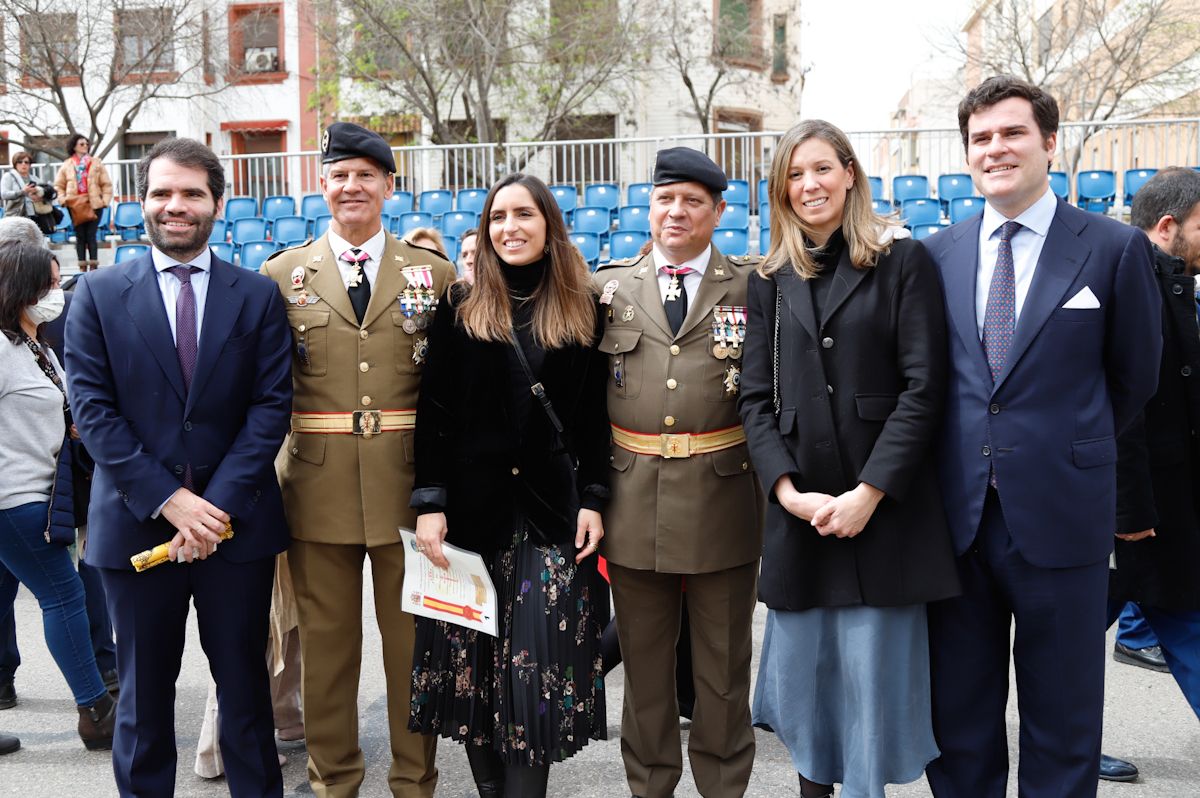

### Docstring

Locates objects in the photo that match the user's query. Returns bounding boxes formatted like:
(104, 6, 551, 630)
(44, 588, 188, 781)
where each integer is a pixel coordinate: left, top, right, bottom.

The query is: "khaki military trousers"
(608, 560, 758, 798)
(290, 539, 437, 798)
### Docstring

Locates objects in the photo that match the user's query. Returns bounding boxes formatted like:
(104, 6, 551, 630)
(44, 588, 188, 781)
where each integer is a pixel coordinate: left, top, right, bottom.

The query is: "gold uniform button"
(298, 324, 307, 333)
(664, 415, 676, 427)
(359, 361, 369, 372)
(666, 378, 678, 390)
(361, 395, 372, 406)
(742, 462, 749, 470)
(359, 329, 369, 340)
(511, 467, 520, 476)
(670, 345, 681, 355)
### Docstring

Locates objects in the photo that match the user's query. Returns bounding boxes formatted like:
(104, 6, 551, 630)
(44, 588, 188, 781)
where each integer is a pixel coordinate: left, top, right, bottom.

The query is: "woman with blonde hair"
(402, 226, 448, 259)
(408, 173, 609, 797)
(737, 119, 959, 798)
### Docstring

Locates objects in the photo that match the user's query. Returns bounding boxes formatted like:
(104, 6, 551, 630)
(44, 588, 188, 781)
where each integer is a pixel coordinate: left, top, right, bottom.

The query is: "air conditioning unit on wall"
(244, 47, 279, 73)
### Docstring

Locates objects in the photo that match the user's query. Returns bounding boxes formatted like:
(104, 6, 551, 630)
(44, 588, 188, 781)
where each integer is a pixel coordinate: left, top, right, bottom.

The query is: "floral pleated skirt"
(408, 525, 606, 765)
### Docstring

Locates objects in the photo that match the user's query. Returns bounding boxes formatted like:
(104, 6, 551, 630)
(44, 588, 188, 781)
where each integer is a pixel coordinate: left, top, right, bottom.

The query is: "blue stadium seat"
(584, 184, 619, 218)
(760, 202, 771, 229)
(379, 214, 392, 236)
(262, 195, 296, 224)
(441, 211, 478, 239)
(442, 234, 459, 263)
(210, 242, 235, 262)
(626, 183, 652, 207)
(893, 176, 930, 205)
(570, 232, 601, 269)
(724, 180, 750, 207)
(901, 198, 940, 227)
(396, 212, 434, 236)
(386, 192, 414, 216)
(721, 202, 750, 230)
(871, 198, 893, 216)
(937, 173, 975, 210)
(1123, 169, 1157, 203)
(240, 241, 279, 271)
(114, 243, 150, 263)
(714, 228, 749, 256)
(867, 176, 884, 201)
(97, 206, 112, 238)
(272, 216, 309, 247)
(231, 218, 268, 246)
(759, 227, 770, 256)
(51, 205, 73, 244)
(1077, 170, 1116, 213)
(208, 220, 228, 244)
(313, 214, 332, 237)
(113, 201, 144, 241)
(618, 206, 650, 233)
(549, 185, 578, 216)
(609, 231, 649, 260)
(418, 190, 453, 218)
(1049, 171, 1070, 198)
(911, 224, 943, 240)
(949, 197, 985, 224)
(572, 206, 611, 241)
(300, 193, 328, 220)
(456, 188, 487, 214)
(224, 196, 258, 222)
(757, 178, 770, 206)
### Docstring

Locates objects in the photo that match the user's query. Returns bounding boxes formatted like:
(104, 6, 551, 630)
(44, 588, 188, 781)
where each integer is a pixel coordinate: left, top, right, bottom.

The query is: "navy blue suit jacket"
(65, 253, 293, 569)
(926, 198, 1161, 568)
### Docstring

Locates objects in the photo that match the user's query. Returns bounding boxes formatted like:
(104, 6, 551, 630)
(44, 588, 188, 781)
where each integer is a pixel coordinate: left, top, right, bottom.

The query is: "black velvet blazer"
(411, 283, 611, 555)
(738, 236, 960, 610)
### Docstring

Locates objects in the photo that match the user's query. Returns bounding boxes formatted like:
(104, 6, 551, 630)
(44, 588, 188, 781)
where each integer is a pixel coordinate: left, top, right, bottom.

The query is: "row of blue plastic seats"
(874, 168, 1200, 208)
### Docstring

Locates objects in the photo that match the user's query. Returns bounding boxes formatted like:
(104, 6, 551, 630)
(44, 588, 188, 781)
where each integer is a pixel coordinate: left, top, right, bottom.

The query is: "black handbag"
(509, 329, 581, 543)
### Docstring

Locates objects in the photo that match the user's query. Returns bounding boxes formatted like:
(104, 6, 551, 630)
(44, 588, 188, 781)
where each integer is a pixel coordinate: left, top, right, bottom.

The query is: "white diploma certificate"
(400, 529, 499, 637)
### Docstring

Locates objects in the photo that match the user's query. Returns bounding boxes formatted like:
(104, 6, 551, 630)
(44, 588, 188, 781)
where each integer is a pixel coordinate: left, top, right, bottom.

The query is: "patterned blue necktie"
(982, 221, 1021, 382)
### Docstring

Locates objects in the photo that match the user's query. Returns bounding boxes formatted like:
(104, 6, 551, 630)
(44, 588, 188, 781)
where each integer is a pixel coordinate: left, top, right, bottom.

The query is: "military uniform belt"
(611, 423, 745, 459)
(291, 409, 416, 437)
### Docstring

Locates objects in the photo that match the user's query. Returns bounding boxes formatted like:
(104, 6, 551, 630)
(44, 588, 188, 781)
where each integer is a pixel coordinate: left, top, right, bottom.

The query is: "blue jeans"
(0, 502, 106, 706)
(1107, 600, 1200, 722)
(1116, 602, 1161, 650)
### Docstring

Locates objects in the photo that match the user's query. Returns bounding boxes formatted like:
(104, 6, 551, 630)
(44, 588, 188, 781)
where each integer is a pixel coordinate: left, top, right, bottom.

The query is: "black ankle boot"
(504, 762, 549, 798)
(78, 692, 115, 750)
(467, 744, 506, 797)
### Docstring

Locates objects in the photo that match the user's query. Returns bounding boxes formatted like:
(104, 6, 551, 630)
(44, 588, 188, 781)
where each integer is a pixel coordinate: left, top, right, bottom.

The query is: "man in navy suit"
(66, 138, 292, 797)
(923, 76, 1161, 798)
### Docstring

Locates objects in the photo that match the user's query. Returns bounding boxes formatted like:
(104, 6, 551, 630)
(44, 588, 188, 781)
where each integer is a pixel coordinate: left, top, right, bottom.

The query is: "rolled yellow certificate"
(130, 523, 234, 572)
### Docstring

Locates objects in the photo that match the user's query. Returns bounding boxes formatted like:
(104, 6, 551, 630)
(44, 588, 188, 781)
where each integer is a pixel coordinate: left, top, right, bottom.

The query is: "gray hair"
(0, 216, 48, 249)
(1131, 167, 1200, 232)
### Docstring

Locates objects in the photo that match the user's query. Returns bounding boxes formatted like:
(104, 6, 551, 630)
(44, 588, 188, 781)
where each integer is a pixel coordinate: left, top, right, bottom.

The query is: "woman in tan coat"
(54, 135, 113, 272)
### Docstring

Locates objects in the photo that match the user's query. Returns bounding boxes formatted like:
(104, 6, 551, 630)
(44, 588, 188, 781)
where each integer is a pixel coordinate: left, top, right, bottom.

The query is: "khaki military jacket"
(262, 232, 456, 547)
(594, 247, 765, 574)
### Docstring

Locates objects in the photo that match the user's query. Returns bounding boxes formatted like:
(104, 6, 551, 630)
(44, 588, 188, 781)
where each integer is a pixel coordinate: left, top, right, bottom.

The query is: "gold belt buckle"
(353, 410, 382, 438)
(660, 433, 691, 459)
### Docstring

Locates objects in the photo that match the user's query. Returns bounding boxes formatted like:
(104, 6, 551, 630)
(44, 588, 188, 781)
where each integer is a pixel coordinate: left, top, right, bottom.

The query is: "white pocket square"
(1062, 286, 1100, 309)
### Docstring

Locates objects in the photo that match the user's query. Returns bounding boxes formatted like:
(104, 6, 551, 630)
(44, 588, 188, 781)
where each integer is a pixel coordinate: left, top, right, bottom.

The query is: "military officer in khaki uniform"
(261, 123, 455, 798)
(594, 148, 765, 798)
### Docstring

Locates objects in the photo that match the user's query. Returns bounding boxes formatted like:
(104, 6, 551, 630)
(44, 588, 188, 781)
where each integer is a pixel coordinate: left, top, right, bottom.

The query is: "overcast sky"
(799, 0, 968, 131)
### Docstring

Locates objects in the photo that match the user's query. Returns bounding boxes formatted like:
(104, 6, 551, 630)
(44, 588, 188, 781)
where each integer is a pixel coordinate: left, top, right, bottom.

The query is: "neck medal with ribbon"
(711, 305, 747, 360)
(398, 265, 436, 334)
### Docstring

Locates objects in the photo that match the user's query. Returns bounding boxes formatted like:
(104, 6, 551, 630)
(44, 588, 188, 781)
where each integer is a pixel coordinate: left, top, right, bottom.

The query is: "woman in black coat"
(408, 173, 609, 798)
(737, 120, 959, 798)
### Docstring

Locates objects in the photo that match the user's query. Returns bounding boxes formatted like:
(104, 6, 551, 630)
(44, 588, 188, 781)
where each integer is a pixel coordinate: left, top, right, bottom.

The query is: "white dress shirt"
(652, 244, 710, 303)
(975, 187, 1058, 338)
(152, 246, 212, 346)
(327, 228, 386, 289)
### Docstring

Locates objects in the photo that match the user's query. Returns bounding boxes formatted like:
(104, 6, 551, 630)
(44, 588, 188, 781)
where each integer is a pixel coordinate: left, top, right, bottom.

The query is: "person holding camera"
(2, 152, 56, 236)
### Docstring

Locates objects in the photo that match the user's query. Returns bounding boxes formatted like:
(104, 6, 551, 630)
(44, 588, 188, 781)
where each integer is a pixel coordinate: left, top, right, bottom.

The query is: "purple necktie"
(982, 221, 1021, 383)
(169, 265, 201, 391)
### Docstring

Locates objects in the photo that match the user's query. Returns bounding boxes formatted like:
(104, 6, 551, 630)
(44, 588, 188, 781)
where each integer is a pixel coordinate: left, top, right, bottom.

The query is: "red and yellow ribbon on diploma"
(421, 596, 484, 622)
(130, 523, 234, 572)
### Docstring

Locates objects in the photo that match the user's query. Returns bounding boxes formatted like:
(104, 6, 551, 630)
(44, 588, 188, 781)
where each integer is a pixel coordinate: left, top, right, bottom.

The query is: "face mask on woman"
(25, 288, 65, 326)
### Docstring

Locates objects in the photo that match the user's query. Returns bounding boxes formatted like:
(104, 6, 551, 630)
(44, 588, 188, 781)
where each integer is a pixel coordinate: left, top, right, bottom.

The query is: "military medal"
(600, 279, 618, 306)
(621, 305, 635, 322)
(613, 358, 624, 388)
(399, 265, 435, 333)
(412, 336, 429, 365)
(723, 364, 741, 395)
(287, 292, 323, 306)
(712, 306, 747, 360)
(290, 266, 305, 289)
(402, 317, 418, 334)
(665, 275, 684, 302)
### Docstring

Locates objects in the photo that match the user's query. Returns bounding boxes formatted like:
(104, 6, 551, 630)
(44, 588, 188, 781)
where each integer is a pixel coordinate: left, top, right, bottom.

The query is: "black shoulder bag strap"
(509, 326, 565, 435)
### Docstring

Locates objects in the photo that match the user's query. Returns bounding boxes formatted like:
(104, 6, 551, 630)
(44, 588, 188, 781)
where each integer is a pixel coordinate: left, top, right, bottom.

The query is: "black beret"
(652, 147, 728, 193)
(321, 122, 396, 174)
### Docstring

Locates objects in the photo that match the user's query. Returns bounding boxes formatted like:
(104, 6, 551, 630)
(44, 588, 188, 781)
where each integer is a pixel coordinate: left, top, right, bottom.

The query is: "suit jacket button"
(173, 465, 184, 474)
(989, 404, 1000, 415)
(1183, 366, 1193, 377)
(821, 337, 834, 349)
(1173, 283, 1184, 295)
(981, 446, 991, 456)
(670, 345, 681, 355)
(826, 385, 834, 395)
(184, 421, 193, 431)
(511, 467, 520, 476)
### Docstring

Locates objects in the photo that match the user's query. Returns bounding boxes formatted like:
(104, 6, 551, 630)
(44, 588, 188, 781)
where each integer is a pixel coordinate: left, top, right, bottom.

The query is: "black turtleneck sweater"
(501, 256, 550, 441)
(810, 227, 845, 320)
